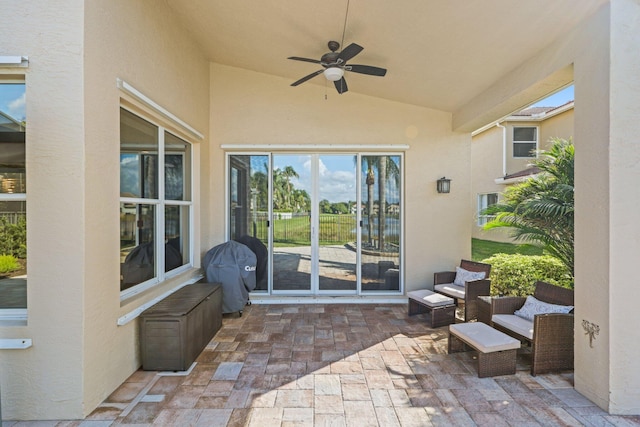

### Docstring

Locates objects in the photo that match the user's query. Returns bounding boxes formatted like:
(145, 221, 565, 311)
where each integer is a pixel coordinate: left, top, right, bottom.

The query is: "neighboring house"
(471, 102, 574, 243)
(0, 0, 639, 421)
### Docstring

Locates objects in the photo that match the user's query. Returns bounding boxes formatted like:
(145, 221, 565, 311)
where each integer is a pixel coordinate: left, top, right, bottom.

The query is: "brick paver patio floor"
(7, 304, 640, 426)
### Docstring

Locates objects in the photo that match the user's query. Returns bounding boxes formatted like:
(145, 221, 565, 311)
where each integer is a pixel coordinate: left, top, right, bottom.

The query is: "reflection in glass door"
(318, 155, 358, 293)
(228, 155, 269, 291)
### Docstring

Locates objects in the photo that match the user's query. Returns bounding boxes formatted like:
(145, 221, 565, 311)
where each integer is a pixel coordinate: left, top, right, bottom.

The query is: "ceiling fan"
(288, 40, 387, 94)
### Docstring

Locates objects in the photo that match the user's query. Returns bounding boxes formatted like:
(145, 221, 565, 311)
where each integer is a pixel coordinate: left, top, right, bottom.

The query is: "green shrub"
(0, 216, 26, 259)
(0, 254, 20, 275)
(482, 253, 573, 296)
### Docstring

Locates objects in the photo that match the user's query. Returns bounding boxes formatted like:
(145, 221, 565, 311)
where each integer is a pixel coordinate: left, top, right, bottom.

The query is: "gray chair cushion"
(492, 314, 534, 340)
(434, 283, 465, 300)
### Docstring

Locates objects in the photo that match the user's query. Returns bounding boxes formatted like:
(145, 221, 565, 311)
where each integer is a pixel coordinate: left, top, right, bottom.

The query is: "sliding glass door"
(317, 155, 358, 293)
(271, 154, 312, 292)
(228, 152, 402, 296)
(360, 155, 402, 292)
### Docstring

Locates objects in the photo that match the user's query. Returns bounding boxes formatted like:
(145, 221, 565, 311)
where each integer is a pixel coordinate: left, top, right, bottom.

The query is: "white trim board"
(117, 78, 204, 140)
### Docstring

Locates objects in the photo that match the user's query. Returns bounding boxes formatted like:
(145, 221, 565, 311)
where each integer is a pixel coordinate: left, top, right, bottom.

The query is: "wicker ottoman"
(448, 322, 521, 377)
(407, 289, 456, 327)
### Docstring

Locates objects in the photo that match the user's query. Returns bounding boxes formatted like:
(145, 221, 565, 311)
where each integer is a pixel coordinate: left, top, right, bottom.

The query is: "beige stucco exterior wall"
(574, 0, 640, 414)
(572, 3, 612, 413)
(606, 0, 640, 412)
(0, 0, 210, 420)
(208, 64, 472, 292)
(82, 0, 210, 419)
(0, 0, 86, 419)
(539, 109, 574, 147)
(470, 126, 512, 243)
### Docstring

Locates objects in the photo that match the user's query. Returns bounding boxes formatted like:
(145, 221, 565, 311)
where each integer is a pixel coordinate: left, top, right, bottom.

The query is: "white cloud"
(319, 169, 356, 203)
(9, 92, 26, 120)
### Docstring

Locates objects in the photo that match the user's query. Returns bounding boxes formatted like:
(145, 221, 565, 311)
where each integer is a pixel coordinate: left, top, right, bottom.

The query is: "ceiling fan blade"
(346, 64, 387, 77)
(334, 77, 348, 94)
(337, 43, 363, 62)
(288, 56, 322, 64)
(291, 69, 324, 86)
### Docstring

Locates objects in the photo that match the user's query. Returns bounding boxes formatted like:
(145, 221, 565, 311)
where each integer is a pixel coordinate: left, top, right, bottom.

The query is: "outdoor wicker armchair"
(433, 259, 491, 322)
(489, 280, 574, 376)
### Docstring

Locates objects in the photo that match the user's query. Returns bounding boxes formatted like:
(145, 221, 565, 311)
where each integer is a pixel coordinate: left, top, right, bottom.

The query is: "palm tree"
(272, 168, 285, 211)
(362, 156, 400, 250)
(483, 138, 574, 274)
(281, 166, 299, 210)
(364, 157, 376, 246)
(250, 169, 268, 210)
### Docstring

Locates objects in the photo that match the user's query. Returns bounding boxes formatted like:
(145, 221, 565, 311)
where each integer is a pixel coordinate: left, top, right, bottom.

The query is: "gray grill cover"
(203, 240, 257, 313)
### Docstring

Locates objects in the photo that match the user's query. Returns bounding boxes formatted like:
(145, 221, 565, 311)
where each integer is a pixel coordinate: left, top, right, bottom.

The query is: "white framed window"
(513, 126, 538, 158)
(0, 79, 27, 319)
(119, 107, 193, 299)
(477, 193, 498, 226)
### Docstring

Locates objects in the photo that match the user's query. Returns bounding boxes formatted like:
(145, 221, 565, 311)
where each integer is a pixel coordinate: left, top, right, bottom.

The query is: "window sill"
(0, 338, 32, 349)
(0, 309, 27, 327)
(118, 270, 204, 326)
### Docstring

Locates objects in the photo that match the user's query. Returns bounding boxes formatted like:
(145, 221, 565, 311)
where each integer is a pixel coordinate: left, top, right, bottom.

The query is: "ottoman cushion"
(408, 289, 454, 308)
(450, 322, 520, 353)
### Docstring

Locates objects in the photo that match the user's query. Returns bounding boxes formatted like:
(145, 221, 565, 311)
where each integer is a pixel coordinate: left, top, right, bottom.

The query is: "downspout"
(496, 122, 506, 177)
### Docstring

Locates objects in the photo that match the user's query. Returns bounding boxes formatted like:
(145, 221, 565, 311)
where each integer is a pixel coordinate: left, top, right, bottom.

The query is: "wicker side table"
(477, 295, 492, 325)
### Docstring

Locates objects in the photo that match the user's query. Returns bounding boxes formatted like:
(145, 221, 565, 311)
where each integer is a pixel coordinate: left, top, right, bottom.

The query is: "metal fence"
(0, 211, 26, 224)
(250, 212, 400, 248)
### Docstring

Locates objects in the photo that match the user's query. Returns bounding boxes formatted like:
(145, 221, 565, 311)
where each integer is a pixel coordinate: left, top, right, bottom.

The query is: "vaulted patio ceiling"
(166, 0, 604, 115)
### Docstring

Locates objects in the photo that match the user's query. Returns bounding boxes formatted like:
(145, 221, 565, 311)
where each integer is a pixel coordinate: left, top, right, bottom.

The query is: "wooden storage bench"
(407, 289, 456, 327)
(448, 322, 520, 377)
(140, 283, 222, 371)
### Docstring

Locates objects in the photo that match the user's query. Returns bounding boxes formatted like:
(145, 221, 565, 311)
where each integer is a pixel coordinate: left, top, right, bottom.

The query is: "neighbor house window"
(120, 108, 192, 296)
(477, 193, 498, 226)
(513, 126, 538, 158)
(0, 80, 27, 313)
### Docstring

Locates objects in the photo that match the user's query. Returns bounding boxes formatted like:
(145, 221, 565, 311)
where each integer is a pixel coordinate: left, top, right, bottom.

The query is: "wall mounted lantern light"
(436, 177, 451, 194)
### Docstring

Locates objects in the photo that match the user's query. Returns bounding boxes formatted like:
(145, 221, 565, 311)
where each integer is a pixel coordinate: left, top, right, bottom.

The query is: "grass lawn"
(472, 238, 543, 262)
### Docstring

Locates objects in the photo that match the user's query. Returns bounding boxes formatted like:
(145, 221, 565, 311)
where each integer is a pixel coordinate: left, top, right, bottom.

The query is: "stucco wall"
(82, 0, 210, 418)
(0, 0, 86, 419)
(572, 0, 640, 414)
(208, 64, 472, 292)
(470, 126, 513, 243)
(539, 109, 574, 146)
(607, 0, 640, 413)
(572, 3, 613, 413)
(0, 0, 210, 420)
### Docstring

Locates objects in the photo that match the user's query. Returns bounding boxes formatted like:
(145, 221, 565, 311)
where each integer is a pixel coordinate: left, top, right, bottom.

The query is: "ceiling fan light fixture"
(323, 67, 344, 81)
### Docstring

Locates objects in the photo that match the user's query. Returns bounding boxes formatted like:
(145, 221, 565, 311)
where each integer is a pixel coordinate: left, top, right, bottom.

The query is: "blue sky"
(530, 85, 574, 108)
(273, 154, 401, 204)
(0, 83, 26, 121)
(274, 154, 357, 203)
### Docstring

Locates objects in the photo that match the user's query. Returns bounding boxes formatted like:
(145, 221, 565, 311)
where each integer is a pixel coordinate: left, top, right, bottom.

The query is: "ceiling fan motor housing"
(321, 52, 340, 66)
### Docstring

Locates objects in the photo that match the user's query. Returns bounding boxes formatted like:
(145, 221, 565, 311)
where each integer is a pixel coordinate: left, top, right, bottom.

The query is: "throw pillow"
(514, 295, 574, 321)
(453, 266, 486, 286)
